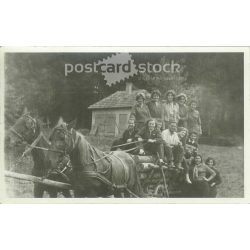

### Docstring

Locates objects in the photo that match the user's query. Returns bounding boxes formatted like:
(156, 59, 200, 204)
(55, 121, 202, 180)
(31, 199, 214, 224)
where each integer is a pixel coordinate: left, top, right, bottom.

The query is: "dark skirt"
(192, 180, 210, 198)
(208, 185, 218, 197)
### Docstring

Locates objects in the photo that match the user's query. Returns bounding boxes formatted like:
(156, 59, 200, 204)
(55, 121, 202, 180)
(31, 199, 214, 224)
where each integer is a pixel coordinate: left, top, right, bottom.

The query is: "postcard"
(0, 47, 249, 203)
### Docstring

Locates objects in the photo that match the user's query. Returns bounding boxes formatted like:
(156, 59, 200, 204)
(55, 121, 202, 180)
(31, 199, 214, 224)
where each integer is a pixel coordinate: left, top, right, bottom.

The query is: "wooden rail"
(5, 170, 71, 190)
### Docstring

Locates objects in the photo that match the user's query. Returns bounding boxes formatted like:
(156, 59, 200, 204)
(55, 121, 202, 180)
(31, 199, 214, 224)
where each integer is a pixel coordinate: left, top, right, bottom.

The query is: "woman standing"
(187, 100, 202, 138)
(130, 92, 151, 131)
(147, 89, 163, 120)
(191, 154, 216, 197)
(205, 157, 222, 197)
(176, 93, 188, 128)
(162, 90, 179, 129)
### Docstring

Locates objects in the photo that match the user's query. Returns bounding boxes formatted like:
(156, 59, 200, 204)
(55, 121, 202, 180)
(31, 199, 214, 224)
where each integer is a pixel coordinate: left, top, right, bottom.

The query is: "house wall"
(90, 108, 131, 137)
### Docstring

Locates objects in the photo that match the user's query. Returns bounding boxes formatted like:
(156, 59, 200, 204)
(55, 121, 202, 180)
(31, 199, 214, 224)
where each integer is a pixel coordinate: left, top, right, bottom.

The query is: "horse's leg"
(34, 183, 44, 198)
(120, 191, 125, 198)
(62, 190, 72, 198)
(123, 189, 131, 198)
(130, 168, 144, 198)
(48, 190, 57, 198)
(113, 189, 123, 198)
(74, 188, 86, 198)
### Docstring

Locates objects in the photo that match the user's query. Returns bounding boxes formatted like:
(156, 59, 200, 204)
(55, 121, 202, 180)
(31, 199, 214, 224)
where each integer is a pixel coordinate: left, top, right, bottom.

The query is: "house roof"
(88, 89, 149, 109)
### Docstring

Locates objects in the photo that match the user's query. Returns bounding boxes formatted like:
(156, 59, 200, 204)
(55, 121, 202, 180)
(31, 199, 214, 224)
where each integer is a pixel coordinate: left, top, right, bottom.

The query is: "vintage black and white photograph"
(1, 47, 248, 202)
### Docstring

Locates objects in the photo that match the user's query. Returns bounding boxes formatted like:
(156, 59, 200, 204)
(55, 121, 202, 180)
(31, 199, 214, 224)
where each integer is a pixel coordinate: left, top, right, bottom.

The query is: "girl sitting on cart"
(110, 118, 139, 154)
(185, 131, 199, 164)
(156, 119, 164, 132)
(135, 119, 164, 164)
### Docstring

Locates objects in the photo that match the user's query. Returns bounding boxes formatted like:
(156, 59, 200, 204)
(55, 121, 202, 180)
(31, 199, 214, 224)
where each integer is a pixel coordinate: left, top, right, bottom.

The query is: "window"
(119, 114, 128, 135)
(95, 113, 115, 135)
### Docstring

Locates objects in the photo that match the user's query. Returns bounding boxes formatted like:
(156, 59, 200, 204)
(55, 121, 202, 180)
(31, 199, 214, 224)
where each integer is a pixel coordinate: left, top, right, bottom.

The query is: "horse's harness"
(10, 115, 68, 180)
(53, 126, 140, 197)
(10, 114, 64, 156)
(45, 154, 72, 183)
(11, 118, 140, 197)
(10, 114, 37, 142)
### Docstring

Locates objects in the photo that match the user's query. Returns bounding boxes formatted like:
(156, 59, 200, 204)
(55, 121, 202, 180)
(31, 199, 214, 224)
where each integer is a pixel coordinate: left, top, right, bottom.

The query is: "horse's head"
(8, 109, 40, 146)
(48, 117, 77, 169)
(47, 154, 73, 184)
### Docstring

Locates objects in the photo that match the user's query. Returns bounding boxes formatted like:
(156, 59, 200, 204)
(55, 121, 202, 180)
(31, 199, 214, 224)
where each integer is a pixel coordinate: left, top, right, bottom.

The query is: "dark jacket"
(135, 127, 163, 144)
(122, 128, 138, 143)
(111, 128, 138, 152)
(135, 127, 164, 158)
(185, 138, 198, 155)
(146, 101, 163, 119)
(179, 104, 188, 122)
(130, 103, 151, 123)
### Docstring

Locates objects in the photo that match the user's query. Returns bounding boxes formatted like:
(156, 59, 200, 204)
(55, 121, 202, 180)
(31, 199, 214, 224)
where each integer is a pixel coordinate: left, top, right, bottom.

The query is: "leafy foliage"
(5, 53, 244, 137)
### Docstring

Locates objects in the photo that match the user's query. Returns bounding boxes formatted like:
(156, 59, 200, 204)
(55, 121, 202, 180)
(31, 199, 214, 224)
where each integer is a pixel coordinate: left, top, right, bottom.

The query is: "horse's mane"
(71, 129, 108, 169)
(28, 116, 50, 172)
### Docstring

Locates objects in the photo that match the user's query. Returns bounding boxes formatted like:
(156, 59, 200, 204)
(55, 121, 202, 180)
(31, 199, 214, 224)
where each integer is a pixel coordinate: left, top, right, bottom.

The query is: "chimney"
(126, 82, 133, 95)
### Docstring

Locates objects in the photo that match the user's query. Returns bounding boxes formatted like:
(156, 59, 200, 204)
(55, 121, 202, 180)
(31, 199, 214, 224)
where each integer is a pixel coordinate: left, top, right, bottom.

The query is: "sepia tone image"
(2, 48, 246, 201)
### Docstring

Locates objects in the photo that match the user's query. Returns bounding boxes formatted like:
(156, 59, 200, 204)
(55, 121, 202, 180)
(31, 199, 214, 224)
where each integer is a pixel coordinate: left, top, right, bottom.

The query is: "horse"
(48, 118, 143, 198)
(7, 110, 72, 198)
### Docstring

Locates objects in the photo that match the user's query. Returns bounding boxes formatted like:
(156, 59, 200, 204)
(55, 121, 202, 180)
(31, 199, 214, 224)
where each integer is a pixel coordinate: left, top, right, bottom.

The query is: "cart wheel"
(143, 185, 153, 197)
(154, 184, 169, 197)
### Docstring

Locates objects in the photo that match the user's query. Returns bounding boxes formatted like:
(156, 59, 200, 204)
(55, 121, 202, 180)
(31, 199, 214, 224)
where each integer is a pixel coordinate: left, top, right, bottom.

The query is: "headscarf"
(136, 92, 146, 101)
(165, 90, 176, 102)
(176, 93, 187, 102)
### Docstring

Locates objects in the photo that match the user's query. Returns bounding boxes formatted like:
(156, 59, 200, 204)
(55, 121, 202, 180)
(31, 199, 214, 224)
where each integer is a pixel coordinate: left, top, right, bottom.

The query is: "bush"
(199, 135, 243, 147)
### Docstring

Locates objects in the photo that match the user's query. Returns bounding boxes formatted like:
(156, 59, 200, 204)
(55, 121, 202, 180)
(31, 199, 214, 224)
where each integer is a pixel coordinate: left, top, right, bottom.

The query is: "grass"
(198, 144, 244, 198)
(4, 135, 244, 198)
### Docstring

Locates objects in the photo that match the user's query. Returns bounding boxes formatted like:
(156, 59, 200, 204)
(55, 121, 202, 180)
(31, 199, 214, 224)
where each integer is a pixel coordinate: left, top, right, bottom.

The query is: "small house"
(88, 82, 148, 137)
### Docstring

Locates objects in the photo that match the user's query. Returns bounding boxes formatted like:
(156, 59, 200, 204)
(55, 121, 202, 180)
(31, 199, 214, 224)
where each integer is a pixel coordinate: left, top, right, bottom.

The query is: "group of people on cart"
(111, 89, 222, 197)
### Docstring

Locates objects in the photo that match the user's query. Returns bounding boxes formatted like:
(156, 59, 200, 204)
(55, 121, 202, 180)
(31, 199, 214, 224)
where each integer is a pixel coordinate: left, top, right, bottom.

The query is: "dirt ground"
(4, 136, 244, 198)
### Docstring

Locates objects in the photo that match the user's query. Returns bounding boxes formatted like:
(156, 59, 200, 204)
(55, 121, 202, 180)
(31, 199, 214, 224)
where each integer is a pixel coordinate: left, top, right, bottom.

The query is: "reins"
(66, 133, 141, 197)
(82, 140, 148, 166)
(111, 139, 145, 149)
(10, 123, 64, 157)
(46, 158, 72, 183)
(22, 133, 64, 156)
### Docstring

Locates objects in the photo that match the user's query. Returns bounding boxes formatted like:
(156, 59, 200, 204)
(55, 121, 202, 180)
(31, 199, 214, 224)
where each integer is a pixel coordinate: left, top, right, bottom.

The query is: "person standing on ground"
(191, 155, 216, 197)
(205, 157, 222, 197)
